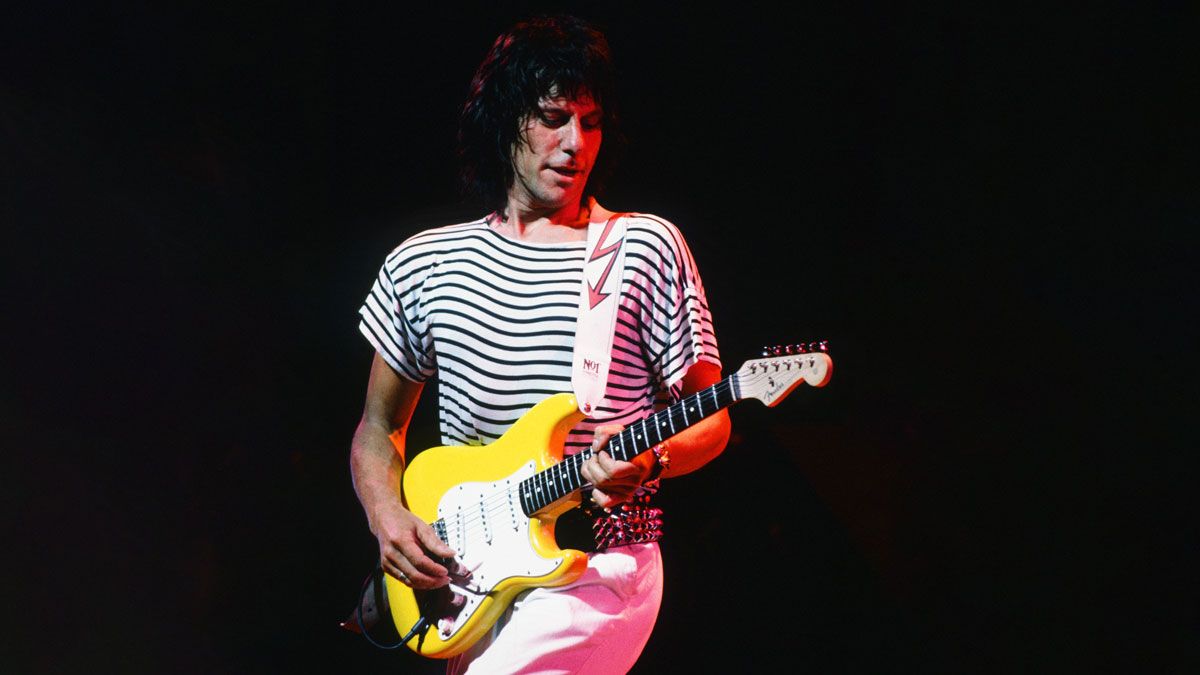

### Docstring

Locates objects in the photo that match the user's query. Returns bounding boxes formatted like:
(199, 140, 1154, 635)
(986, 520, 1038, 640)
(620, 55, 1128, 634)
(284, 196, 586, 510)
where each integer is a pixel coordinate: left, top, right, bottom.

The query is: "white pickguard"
(432, 461, 564, 640)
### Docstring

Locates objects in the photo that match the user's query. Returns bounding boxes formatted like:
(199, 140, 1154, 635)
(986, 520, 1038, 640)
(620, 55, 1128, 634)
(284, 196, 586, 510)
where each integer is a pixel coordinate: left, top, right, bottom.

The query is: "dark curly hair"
(457, 14, 623, 212)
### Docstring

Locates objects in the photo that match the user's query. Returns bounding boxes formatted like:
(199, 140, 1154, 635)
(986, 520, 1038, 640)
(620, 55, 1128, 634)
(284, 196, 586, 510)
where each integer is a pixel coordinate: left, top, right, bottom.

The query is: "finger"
(590, 487, 615, 509)
(408, 556, 451, 582)
(396, 539, 450, 579)
(388, 553, 449, 589)
(383, 548, 434, 588)
(595, 451, 640, 481)
(418, 526, 457, 559)
(590, 424, 625, 452)
(595, 450, 618, 470)
(382, 557, 408, 584)
(580, 454, 610, 486)
(382, 544, 414, 575)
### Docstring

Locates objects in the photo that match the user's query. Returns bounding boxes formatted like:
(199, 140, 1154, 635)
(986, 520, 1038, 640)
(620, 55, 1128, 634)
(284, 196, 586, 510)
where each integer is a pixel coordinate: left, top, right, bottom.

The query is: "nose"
(559, 116, 585, 154)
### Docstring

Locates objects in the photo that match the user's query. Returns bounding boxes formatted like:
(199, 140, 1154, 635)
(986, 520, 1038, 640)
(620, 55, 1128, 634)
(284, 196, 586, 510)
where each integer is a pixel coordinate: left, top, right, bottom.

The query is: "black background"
(4, 2, 1194, 673)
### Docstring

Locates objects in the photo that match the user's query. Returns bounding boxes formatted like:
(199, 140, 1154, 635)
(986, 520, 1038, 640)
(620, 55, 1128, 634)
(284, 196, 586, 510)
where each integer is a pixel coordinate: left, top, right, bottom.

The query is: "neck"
(495, 198, 609, 244)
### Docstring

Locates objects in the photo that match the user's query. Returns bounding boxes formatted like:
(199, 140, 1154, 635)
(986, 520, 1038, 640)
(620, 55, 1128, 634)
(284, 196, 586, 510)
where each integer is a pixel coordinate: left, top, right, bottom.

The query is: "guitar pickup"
(478, 496, 492, 545)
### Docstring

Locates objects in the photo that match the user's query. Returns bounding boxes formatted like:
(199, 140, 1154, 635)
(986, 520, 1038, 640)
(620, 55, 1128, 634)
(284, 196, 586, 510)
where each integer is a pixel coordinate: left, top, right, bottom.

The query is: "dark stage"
(4, 3, 1193, 673)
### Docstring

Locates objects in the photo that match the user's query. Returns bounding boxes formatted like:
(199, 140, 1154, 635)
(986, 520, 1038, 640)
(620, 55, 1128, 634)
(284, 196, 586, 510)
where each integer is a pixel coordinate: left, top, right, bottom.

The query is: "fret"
(541, 469, 554, 504)
(655, 412, 671, 447)
(553, 463, 566, 501)
(531, 476, 544, 512)
(521, 481, 533, 515)
(571, 454, 585, 488)
(645, 413, 660, 446)
(684, 397, 699, 427)
(609, 434, 625, 462)
(631, 421, 646, 455)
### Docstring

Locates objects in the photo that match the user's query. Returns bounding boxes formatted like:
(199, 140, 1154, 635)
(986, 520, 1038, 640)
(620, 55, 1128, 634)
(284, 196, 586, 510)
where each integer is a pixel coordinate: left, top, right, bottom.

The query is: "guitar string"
(434, 377, 742, 545)
(434, 364, 817, 547)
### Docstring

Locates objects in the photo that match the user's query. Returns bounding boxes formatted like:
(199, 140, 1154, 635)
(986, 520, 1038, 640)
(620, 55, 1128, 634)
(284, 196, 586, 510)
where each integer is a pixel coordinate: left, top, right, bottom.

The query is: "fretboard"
(518, 374, 741, 516)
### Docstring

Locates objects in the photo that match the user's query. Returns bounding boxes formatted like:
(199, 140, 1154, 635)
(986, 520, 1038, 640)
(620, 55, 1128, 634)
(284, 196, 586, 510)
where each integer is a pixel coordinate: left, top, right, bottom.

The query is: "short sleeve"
(637, 217, 721, 398)
(357, 247, 437, 382)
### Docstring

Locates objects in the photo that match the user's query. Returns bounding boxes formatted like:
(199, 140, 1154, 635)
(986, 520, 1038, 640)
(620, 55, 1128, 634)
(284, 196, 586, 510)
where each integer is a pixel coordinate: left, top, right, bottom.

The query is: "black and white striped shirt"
(358, 212, 720, 454)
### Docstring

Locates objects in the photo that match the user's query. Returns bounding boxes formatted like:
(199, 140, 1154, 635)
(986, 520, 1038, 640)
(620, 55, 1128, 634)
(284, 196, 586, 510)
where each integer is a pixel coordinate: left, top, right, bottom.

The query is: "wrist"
(644, 441, 671, 484)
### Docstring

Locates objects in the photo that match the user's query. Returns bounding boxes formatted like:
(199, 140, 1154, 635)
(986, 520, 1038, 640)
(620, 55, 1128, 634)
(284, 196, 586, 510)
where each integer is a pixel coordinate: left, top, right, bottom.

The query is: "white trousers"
(445, 543, 664, 675)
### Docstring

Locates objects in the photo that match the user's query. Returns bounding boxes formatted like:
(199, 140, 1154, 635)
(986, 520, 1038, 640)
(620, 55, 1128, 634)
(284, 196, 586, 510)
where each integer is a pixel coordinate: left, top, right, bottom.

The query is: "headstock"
(735, 342, 833, 407)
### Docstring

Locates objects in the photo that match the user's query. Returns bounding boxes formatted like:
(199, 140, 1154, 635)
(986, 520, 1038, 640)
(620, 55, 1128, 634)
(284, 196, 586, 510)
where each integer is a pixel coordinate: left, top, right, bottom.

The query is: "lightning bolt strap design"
(587, 252, 621, 309)
(585, 214, 626, 309)
(588, 216, 624, 263)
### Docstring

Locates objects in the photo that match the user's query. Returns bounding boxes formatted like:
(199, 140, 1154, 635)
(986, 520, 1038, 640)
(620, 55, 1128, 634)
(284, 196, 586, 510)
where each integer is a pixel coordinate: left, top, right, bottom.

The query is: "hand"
(580, 424, 654, 509)
(370, 499, 457, 589)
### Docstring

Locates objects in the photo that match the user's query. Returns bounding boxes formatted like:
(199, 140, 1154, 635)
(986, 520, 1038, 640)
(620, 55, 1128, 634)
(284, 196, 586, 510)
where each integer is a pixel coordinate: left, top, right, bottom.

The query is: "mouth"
(549, 166, 582, 179)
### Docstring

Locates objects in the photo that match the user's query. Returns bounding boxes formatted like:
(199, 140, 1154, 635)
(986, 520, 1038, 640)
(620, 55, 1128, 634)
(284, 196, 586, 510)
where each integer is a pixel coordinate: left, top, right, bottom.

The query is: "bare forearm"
(660, 360, 731, 478)
(350, 357, 451, 586)
(661, 409, 730, 477)
(350, 419, 407, 533)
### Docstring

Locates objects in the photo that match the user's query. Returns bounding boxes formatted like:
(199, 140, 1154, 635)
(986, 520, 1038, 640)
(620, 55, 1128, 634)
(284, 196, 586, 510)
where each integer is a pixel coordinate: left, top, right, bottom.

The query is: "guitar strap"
(571, 208, 627, 416)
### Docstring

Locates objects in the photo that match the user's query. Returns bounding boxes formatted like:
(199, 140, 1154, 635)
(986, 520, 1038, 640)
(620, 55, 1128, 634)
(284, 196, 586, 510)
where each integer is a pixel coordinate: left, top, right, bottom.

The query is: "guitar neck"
(605, 376, 740, 463)
(518, 374, 741, 515)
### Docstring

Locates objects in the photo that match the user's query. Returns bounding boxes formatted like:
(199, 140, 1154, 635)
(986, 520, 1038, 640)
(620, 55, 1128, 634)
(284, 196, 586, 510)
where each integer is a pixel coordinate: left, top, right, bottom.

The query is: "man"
(351, 14, 730, 673)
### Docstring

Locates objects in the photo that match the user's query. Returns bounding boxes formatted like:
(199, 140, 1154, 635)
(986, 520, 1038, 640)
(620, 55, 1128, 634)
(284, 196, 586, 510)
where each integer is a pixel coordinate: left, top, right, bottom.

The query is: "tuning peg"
(766, 342, 829, 356)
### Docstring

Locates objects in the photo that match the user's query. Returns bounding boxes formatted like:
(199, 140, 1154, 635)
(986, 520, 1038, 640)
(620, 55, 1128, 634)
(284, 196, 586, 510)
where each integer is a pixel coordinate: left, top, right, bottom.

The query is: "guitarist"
(350, 14, 731, 674)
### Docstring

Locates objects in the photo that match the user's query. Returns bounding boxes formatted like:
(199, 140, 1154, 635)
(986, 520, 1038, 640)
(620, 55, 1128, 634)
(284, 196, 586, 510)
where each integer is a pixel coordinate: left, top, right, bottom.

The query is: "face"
(508, 94, 603, 215)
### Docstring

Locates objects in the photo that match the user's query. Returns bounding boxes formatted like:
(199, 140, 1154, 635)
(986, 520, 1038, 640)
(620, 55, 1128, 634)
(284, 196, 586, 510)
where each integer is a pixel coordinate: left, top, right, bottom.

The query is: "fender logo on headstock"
(736, 341, 833, 407)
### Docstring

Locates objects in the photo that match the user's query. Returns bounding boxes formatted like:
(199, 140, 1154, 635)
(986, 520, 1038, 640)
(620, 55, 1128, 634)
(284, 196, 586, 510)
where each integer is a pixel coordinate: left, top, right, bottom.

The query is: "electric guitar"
(383, 344, 833, 658)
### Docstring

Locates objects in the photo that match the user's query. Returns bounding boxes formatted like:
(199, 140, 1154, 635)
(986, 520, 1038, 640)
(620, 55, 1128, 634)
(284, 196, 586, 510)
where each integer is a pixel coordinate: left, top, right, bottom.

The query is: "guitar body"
(384, 392, 590, 658)
(365, 345, 832, 659)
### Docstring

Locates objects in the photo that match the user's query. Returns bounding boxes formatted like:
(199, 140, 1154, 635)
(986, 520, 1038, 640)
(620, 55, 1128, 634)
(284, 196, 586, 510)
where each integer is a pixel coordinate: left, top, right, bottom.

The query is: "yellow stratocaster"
(381, 344, 833, 658)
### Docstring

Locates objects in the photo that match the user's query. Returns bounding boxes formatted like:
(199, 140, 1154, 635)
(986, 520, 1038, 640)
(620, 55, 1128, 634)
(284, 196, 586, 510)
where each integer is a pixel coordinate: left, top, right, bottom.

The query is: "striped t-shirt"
(358, 212, 720, 454)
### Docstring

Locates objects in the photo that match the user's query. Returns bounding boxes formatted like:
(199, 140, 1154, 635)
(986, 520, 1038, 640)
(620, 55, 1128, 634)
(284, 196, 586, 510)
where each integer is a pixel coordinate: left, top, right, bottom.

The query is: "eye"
(581, 114, 603, 131)
(538, 111, 568, 128)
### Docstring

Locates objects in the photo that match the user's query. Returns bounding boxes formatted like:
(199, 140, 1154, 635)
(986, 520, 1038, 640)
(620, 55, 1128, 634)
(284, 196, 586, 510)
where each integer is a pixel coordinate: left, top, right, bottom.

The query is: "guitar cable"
(355, 567, 428, 650)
